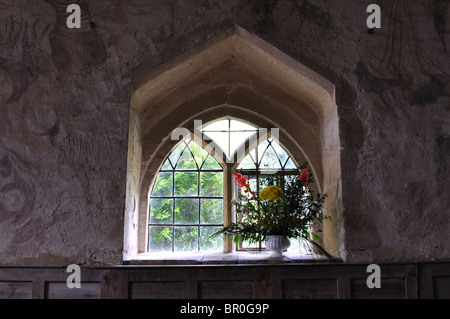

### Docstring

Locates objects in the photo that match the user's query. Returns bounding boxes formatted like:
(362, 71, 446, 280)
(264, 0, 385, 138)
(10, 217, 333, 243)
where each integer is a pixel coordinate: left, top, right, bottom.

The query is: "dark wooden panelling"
(404, 264, 418, 299)
(198, 281, 254, 299)
(433, 277, 450, 299)
(0, 268, 106, 299)
(46, 282, 101, 299)
(350, 278, 406, 299)
(101, 269, 129, 299)
(130, 281, 185, 299)
(0, 262, 448, 299)
(419, 263, 450, 299)
(282, 279, 337, 299)
(0, 282, 32, 299)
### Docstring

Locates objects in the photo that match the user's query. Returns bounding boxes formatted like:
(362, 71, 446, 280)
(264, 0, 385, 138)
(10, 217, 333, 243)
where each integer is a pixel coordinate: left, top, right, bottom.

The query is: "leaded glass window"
(148, 118, 301, 254)
(237, 138, 298, 193)
(236, 138, 299, 250)
(202, 119, 258, 160)
(149, 139, 224, 252)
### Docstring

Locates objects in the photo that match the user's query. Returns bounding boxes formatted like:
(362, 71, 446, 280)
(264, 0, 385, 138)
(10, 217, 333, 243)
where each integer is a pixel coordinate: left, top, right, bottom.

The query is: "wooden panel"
(46, 282, 101, 299)
(198, 280, 254, 299)
(0, 282, 32, 299)
(101, 269, 129, 299)
(433, 277, 450, 299)
(404, 264, 418, 299)
(419, 263, 450, 299)
(130, 281, 185, 299)
(350, 278, 406, 299)
(0, 262, 448, 299)
(128, 268, 187, 282)
(282, 279, 337, 299)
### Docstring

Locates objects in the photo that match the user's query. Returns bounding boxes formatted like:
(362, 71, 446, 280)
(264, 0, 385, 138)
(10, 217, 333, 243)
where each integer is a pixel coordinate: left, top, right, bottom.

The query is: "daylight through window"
(148, 118, 301, 253)
(149, 139, 224, 252)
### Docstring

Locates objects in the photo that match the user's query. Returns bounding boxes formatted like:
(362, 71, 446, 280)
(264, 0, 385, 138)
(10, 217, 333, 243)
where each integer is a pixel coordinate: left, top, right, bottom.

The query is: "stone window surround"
(124, 25, 342, 263)
(124, 251, 329, 266)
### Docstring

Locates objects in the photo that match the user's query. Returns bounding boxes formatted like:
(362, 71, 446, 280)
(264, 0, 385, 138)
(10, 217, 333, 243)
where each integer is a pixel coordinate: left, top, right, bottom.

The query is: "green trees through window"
(149, 139, 224, 252)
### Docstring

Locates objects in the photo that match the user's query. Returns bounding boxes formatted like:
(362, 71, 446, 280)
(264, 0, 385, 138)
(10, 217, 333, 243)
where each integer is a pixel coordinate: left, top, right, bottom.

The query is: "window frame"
(234, 137, 300, 251)
(148, 139, 225, 253)
(147, 118, 300, 254)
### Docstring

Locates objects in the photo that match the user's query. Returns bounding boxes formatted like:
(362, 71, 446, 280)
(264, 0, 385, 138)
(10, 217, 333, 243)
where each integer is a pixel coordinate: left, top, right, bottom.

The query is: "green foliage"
(200, 172, 223, 196)
(149, 226, 172, 251)
(148, 140, 224, 252)
(174, 172, 198, 196)
(150, 199, 173, 224)
(152, 172, 173, 197)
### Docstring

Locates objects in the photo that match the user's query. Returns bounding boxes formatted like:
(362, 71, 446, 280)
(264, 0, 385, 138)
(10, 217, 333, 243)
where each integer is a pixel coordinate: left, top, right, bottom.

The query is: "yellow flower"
(259, 185, 284, 201)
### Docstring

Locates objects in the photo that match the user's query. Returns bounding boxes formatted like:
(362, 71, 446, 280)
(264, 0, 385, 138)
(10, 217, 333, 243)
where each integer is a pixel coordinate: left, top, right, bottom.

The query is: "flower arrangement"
(216, 164, 332, 258)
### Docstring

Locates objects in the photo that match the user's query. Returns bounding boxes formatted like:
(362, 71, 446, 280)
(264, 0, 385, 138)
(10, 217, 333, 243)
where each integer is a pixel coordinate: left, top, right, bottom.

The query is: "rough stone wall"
(0, 0, 448, 265)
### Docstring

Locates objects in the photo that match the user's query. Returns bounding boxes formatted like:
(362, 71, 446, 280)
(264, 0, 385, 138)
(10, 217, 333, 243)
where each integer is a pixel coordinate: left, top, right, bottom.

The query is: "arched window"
(147, 118, 302, 254)
(149, 139, 224, 252)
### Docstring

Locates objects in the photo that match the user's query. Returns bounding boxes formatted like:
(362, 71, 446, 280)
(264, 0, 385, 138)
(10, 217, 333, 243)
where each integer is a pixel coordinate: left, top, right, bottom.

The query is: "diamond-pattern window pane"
(161, 159, 173, 170)
(259, 145, 282, 170)
(169, 142, 186, 167)
(190, 141, 209, 169)
(271, 140, 289, 167)
(202, 154, 222, 170)
(176, 147, 198, 170)
(284, 158, 297, 169)
(238, 153, 256, 169)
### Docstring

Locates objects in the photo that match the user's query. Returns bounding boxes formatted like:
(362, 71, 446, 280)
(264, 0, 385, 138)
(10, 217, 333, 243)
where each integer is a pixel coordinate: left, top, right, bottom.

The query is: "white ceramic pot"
(265, 235, 290, 257)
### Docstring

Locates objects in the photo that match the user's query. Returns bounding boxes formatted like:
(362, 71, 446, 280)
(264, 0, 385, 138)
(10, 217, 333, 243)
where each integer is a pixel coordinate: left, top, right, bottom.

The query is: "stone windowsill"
(123, 251, 330, 265)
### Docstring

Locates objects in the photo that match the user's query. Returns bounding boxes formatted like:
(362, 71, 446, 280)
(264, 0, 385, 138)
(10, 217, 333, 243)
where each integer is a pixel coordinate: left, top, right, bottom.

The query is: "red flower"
(234, 172, 249, 188)
(298, 169, 310, 187)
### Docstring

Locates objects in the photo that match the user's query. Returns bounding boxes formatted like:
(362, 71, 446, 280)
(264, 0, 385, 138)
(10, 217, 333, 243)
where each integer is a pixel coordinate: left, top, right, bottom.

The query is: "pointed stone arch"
(124, 25, 342, 260)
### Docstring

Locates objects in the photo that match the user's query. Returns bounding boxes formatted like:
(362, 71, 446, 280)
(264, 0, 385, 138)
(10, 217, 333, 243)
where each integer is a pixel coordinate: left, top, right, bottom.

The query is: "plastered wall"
(0, 0, 449, 266)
